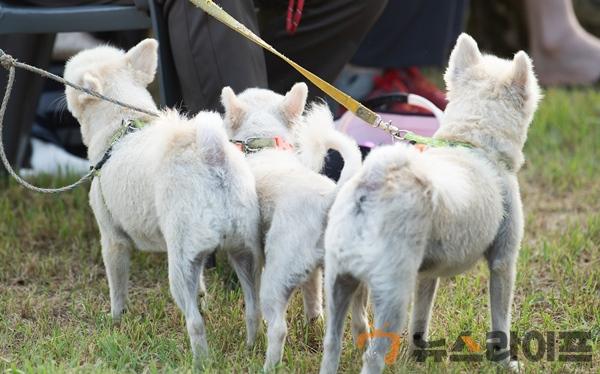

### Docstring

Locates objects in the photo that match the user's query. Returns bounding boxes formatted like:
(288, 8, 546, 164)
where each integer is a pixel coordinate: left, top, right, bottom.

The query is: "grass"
(1, 87, 599, 373)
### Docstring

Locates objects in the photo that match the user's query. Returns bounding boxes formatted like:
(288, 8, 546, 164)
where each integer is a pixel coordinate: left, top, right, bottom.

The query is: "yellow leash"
(188, 0, 405, 139)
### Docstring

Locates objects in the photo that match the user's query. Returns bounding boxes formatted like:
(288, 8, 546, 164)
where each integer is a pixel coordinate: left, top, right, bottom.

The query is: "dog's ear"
(125, 38, 158, 86)
(512, 51, 533, 88)
(448, 33, 481, 76)
(221, 86, 247, 132)
(511, 50, 542, 112)
(78, 72, 102, 104)
(281, 82, 308, 122)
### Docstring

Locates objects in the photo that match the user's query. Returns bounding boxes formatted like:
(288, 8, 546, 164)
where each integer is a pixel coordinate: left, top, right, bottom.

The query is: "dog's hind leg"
(167, 247, 210, 363)
(409, 276, 439, 353)
(228, 248, 261, 348)
(260, 260, 297, 371)
(487, 256, 517, 367)
(485, 184, 522, 370)
(361, 265, 418, 374)
(486, 244, 519, 368)
(100, 234, 131, 323)
(350, 282, 369, 344)
(319, 269, 360, 374)
(92, 181, 132, 323)
(302, 267, 323, 322)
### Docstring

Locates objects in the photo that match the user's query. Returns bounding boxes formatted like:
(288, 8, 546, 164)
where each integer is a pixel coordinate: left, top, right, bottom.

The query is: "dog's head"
(443, 33, 541, 155)
(220, 83, 308, 140)
(64, 39, 158, 145)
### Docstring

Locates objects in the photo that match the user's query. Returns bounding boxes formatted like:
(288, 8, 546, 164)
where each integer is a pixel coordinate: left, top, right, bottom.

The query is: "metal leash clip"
(373, 114, 410, 143)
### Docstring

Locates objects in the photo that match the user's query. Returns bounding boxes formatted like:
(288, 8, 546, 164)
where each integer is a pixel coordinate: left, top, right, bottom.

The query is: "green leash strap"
(403, 132, 474, 149)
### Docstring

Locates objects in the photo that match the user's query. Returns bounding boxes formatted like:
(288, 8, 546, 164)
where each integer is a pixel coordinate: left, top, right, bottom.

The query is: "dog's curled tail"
(295, 103, 362, 187)
(192, 111, 230, 165)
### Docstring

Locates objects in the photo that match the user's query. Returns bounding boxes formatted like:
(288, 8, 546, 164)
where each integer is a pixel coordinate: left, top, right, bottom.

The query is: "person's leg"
(351, 0, 467, 69)
(347, 0, 468, 111)
(158, 0, 267, 113)
(258, 0, 387, 99)
(526, 0, 600, 85)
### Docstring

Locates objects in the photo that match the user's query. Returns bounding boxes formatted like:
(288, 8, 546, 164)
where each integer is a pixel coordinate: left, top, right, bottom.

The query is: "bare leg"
(100, 236, 131, 323)
(319, 271, 360, 374)
(526, 0, 600, 85)
(409, 277, 439, 353)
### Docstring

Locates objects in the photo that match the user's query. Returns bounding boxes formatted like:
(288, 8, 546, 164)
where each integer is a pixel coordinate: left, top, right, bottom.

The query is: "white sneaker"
(21, 139, 89, 177)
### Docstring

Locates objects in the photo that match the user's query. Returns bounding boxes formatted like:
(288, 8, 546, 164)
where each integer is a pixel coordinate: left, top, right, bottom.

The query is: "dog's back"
(95, 110, 259, 253)
(328, 143, 505, 280)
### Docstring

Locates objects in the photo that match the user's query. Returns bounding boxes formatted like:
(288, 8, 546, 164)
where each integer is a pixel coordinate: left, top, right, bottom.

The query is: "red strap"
(274, 136, 294, 151)
(286, 0, 304, 34)
(232, 141, 244, 152)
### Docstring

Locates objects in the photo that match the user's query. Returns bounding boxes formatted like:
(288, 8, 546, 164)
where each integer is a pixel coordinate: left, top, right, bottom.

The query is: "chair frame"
(0, 0, 181, 172)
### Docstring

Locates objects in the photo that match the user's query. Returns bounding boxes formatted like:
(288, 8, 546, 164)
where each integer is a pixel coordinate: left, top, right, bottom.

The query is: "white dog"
(220, 83, 362, 370)
(319, 33, 541, 374)
(64, 39, 262, 363)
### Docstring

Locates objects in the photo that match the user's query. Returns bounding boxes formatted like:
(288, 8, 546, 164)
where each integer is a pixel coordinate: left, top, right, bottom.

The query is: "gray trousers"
(158, 0, 387, 112)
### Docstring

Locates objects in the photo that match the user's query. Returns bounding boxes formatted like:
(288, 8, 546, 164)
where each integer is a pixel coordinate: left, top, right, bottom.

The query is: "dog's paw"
(191, 343, 210, 372)
(110, 308, 126, 325)
(262, 360, 283, 373)
(111, 311, 126, 325)
(192, 356, 206, 372)
(507, 359, 521, 373)
(493, 357, 521, 373)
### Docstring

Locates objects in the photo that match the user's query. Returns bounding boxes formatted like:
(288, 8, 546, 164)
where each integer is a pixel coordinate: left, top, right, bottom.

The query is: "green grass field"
(1, 88, 599, 373)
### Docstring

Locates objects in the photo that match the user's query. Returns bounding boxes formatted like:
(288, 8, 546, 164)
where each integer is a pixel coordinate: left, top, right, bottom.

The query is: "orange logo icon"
(356, 323, 402, 365)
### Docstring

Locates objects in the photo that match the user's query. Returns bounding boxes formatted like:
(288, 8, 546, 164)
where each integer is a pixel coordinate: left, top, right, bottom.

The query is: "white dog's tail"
(295, 103, 362, 188)
(363, 144, 473, 215)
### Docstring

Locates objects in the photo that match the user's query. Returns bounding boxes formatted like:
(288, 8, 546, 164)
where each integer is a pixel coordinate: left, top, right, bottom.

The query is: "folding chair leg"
(0, 33, 55, 177)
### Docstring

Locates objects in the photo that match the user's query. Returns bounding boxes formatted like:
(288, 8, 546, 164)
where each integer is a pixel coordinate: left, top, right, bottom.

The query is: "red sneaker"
(368, 70, 430, 115)
(396, 67, 448, 110)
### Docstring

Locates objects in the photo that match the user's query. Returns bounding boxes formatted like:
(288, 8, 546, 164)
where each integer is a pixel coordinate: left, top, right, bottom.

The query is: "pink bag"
(334, 93, 443, 149)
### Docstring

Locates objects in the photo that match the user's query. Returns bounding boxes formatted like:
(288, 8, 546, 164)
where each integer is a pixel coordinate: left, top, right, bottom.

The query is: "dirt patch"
(521, 179, 600, 243)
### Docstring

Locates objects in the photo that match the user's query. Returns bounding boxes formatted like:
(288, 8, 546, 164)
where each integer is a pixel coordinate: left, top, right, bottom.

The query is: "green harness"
(92, 119, 146, 176)
(108, 118, 146, 146)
